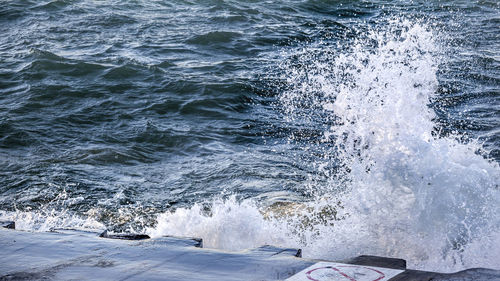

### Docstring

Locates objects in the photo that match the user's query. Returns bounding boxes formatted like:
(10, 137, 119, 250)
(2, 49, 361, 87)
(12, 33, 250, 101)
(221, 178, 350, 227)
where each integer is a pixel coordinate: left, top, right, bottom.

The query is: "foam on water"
(0, 209, 104, 232)
(148, 19, 500, 272)
(1, 16, 498, 273)
(0, 187, 105, 232)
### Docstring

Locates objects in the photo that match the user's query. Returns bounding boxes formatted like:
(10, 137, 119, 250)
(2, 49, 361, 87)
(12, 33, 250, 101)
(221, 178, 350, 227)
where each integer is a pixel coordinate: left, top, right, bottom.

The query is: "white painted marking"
(285, 262, 404, 281)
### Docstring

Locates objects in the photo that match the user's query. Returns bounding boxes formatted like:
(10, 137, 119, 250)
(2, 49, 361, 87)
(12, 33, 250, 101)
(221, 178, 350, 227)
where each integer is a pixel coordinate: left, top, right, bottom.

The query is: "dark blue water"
(1, 0, 499, 271)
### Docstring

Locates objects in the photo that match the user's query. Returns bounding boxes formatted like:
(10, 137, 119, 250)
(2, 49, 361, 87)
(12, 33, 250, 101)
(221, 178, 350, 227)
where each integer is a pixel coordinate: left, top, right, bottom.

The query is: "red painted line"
(331, 267, 357, 281)
(338, 265, 385, 281)
(305, 265, 386, 281)
(306, 266, 356, 281)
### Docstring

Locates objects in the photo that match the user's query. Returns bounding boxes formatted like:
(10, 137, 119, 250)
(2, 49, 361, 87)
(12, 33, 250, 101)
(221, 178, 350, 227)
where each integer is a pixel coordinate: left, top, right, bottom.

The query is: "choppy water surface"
(1, 0, 499, 272)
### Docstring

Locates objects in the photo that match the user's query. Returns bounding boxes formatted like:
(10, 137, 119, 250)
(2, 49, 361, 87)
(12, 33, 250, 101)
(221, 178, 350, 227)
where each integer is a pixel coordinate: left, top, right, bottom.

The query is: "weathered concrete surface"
(1, 226, 499, 281)
(0, 220, 15, 229)
(340, 255, 406, 270)
(99, 230, 151, 241)
(0, 227, 311, 281)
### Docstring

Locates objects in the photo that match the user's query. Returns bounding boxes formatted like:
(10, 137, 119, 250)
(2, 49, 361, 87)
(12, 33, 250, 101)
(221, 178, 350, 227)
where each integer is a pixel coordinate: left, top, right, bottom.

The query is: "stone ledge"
(0, 224, 498, 281)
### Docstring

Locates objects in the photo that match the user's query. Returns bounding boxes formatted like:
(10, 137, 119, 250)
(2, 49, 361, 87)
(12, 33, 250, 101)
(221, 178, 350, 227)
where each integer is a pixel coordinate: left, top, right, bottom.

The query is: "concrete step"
(0, 224, 498, 281)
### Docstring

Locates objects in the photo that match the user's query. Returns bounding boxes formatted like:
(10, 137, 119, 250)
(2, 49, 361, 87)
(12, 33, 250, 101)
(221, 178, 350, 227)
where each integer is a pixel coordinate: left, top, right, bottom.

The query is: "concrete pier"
(1, 222, 499, 280)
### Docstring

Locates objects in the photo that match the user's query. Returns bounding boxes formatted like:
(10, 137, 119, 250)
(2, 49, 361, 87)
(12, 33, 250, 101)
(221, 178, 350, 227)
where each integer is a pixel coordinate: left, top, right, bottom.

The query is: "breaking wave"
(1, 16, 498, 273)
(148, 19, 500, 272)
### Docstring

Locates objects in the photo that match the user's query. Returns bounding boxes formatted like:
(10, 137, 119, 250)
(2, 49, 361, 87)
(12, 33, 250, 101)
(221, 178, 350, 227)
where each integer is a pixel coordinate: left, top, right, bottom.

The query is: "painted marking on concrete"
(286, 262, 404, 281)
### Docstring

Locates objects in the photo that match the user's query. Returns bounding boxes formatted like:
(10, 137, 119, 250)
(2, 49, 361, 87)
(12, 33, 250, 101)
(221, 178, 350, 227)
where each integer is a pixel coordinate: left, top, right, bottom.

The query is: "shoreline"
(1, 221, 499, 281)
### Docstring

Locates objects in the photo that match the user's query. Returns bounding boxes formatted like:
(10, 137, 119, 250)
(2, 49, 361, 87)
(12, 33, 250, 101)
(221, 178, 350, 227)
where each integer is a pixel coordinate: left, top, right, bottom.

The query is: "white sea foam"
(2, 18, 498, 273)
(0, 209, 104, 232)
(0, 188, 105, 232)
(149, 19, 500, 272)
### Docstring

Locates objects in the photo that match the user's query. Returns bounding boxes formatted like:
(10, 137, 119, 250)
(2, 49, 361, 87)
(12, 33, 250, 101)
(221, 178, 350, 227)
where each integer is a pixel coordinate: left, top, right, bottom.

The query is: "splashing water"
(0, 187, 104, 232)
(148, 19, 500, 272)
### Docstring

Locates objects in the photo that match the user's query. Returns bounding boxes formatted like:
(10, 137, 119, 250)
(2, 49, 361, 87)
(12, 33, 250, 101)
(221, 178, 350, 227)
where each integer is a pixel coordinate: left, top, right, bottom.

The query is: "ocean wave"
(148, 18, 500, 272)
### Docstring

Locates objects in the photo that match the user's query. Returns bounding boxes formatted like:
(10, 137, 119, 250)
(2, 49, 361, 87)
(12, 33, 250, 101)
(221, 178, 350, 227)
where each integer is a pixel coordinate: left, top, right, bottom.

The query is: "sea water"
(0, 0, 499, 272)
